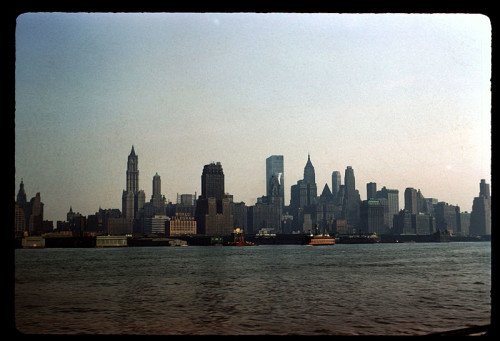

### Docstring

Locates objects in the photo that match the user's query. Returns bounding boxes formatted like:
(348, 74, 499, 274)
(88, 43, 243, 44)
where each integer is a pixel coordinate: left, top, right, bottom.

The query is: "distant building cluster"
(15, 145, 491, 239)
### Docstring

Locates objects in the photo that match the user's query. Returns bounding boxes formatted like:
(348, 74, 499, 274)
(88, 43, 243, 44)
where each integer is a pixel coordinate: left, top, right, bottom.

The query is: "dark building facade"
(151, 172, 164, 211)
(342, 166, 360, 227)
(434, 201, 461, 234)
(376, 186, 399, 229)
(290, 155, 318, 232)
(317, 184, 336, 234)
(470, 179, 491, 236)
(195, 162, 233, 236)
(366, 182, 377, 200)
(404, 187, 418, 214)
(360, 199, 386, 235)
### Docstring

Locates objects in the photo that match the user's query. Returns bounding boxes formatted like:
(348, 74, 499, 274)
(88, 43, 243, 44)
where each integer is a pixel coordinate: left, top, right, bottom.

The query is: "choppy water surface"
(15, 242, 490, 335)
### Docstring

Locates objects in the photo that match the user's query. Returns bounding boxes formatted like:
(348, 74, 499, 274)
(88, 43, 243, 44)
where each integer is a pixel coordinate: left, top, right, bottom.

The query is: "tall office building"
(376, 186, 399, 228)
(151, 172, 164, 209)
(434, 201, 461, 234)
(331, 171, 341, 198)
(201, 162, 225, 200)
(29, 192, 44, 235)
(290, 154, 318, 209)
(479, 179, 491, 206)
(290, 155, 318, 232)
(367, 182, 377, 200)
(16, 179, 30, 232)
(303, 154, 315, 185)
(122, 146, 145, 219)
(470, 179, 491, 236)
(360, 199, 386, 235)
(195, 162, 233, 236)
(404, 187, 418, 214)
(266, 155, 284, 206)
(342, 166, 360, 226)
(344, 166, 355, 196)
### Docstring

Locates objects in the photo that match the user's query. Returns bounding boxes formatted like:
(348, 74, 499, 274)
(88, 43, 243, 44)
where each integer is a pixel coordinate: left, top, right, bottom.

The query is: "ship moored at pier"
(302, 225, 335, 246)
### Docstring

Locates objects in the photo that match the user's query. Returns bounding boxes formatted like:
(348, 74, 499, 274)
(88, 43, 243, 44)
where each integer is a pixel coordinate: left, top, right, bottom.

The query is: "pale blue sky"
(15, 13, 491, 222)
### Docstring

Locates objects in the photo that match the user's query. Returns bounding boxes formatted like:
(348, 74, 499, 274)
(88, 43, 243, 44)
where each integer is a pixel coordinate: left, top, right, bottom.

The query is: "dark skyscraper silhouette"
(470, 179, 491, 235)
(291, 154, 318, 210)
(367, 182, 377, 200)
(290, 154, 319, 232)
(342, 166, 361, 226)
(196, 162, 233, 236)
(151, 172, 164, 210)
(404, 187, 418, 214)
(201, 162, 225, 200)
(303, 154, 315, 185)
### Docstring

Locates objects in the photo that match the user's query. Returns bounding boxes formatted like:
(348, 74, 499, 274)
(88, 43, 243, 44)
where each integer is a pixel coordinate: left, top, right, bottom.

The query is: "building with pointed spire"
(317, 183, 336, 233)
(290, 154, 319, 232)
(122, 146, 145, 220)
(16, 179, 29, 233)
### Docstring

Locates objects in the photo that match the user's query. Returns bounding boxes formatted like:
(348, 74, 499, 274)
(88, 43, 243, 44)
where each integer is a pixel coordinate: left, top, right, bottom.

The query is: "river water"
(15, 242, 491, 335)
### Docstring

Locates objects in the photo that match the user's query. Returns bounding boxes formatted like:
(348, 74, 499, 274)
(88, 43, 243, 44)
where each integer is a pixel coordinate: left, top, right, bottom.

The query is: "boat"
(336, 233, 380, 244)
(224, 228, 258, 246)
(308, 235, 336, 246)
(302, 225, 335, 246)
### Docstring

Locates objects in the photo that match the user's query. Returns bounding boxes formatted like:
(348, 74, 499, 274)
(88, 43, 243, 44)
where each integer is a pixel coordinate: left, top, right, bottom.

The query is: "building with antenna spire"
(122, 146, 145, 220)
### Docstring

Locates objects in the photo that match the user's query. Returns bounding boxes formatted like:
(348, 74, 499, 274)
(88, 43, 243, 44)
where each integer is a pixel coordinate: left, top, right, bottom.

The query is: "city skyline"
(15, 13, 491, 222)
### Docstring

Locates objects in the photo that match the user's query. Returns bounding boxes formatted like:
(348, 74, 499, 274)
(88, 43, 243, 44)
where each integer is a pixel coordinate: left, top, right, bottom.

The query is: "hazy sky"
(15, 13, 491, 222)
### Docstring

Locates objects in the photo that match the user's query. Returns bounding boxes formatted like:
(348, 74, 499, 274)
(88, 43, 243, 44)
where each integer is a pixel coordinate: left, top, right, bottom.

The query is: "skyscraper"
(151, 172, 163, 209)
(122, 146, 145, 219)
(470, 179, 491, 236)
(303, 154, 315, 185)
(331, 171, 341, 198)
(16, 179, 29, 232)
(404, 187, 418, 214)
(344, 166, 355, 197)
(126, 145, 139, 193)
(290, 155, 318, 232)
(29, 192, 43, 236)
(195, 162, 233, 236)
(290, 154, 318, 209)
(376, 186, 399, 228)
(201, 162, 225, 200)
(342, 166, 360, 227)
(266, 155, 284, 206)
(367, 182, 377, 200)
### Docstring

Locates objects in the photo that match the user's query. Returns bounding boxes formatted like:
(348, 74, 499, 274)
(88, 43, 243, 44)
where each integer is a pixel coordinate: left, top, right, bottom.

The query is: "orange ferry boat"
(304, 225, 336, 246)
(308, 235, 336, 246)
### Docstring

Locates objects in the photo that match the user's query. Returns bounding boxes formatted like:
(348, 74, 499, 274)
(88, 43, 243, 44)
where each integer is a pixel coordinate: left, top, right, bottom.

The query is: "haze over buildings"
(15, 13, 491, 222)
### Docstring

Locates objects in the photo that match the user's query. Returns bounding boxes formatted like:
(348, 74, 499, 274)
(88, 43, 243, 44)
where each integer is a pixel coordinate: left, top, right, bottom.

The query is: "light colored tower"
(331, 171, 341, 198)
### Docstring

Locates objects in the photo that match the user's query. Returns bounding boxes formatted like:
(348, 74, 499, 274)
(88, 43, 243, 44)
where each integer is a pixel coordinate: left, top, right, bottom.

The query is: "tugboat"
(302, 225, 335, 246)
(224, 228, 258, 246)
